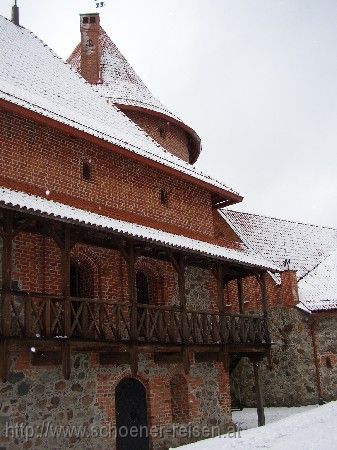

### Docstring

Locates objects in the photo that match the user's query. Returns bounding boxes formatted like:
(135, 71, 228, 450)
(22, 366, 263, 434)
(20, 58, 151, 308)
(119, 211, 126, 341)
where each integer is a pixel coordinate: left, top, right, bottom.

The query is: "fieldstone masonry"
(0, 351, 231, 450)
(232, 308, 337, 407)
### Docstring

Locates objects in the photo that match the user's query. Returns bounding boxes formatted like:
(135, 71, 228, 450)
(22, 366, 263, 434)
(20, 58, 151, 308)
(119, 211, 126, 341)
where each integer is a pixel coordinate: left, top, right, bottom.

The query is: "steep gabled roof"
(298, 250, 337, 312)
(67, 25, 202, 164)
(0, 16, 238, 201)
(221, 209, 337, 281)
(221, 209, 337, 312)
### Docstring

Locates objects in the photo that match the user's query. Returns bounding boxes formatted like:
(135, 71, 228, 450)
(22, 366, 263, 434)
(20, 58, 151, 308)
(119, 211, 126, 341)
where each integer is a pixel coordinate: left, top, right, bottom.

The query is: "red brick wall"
(0, 110, 215, 240)
(212, 211, 244, 249)
(125, 110, 190, 163)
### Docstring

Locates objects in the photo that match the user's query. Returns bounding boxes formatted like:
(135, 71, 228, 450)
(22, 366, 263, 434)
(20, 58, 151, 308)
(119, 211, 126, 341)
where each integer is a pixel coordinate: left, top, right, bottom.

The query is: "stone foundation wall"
(0, 351, 231, 450)
(315, 315, 337, 402)
(231, 307, 319, 407)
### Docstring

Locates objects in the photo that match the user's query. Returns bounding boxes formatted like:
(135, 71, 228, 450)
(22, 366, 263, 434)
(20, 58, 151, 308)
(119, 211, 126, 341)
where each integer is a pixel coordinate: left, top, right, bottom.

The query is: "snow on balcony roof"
(0, 187, 276, 271)
(221, 209, 337, 281)
(68, 27, 180, 122)
(297, 250, 337, 313)
(0, 16, 236, 196)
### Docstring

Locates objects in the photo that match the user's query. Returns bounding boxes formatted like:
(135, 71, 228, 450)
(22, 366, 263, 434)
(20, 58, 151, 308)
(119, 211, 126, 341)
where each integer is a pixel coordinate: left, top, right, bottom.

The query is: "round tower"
(67, 13, 201, 164)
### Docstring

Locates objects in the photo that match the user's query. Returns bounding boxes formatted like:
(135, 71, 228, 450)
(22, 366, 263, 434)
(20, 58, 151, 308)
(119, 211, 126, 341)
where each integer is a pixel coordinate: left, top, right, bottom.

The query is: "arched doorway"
(115, 378, 149, 450)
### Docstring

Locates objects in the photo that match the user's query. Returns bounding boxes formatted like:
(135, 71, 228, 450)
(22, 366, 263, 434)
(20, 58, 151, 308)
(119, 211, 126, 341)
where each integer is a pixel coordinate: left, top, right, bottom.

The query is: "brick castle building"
(0, 6, 336, 450)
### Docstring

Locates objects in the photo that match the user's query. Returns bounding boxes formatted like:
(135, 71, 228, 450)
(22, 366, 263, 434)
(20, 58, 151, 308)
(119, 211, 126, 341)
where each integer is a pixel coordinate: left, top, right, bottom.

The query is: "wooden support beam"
(61, 341, 71, 380)
(182, 347, 190, 375)
(31, 351, 61, 366)
(195, 352, 219, 363)
(252, 358, 265, 426)
(216, 263, 225, 313)
(258, 272, 269, 316)
(99, 352, 131, 366)
(61, 224, 71, 338)
(154, 352, 183, 364)
(237, 277, 245, 314)
(1, 210, 14, 337)
(220, 345, 229, 372)
(130, 346, 138, 376)
(0, 340, 9, 382)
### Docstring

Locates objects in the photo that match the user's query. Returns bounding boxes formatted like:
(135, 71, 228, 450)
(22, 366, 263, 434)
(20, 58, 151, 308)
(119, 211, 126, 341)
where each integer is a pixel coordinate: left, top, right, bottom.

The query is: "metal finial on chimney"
(11, 0, 20, 26)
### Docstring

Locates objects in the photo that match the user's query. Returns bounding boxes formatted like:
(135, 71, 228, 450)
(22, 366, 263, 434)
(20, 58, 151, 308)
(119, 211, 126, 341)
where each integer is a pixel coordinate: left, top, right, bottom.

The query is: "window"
(82, 162, 91, 181)
(326, 357, 333, 369)
(90, 16, 96, 23)
(83, 17, 89, 24)
(160, 189, 169, 207)
(136, 271, 150, 305)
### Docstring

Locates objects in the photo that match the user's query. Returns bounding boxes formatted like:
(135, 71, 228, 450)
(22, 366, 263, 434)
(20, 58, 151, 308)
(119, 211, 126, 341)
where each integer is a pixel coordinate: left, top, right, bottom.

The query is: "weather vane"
(94, 1, 105, 8)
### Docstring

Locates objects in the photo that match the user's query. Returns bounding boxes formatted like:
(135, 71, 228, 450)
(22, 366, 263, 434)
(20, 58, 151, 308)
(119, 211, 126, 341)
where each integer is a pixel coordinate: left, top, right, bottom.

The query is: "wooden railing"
(0, 291, 270, 346)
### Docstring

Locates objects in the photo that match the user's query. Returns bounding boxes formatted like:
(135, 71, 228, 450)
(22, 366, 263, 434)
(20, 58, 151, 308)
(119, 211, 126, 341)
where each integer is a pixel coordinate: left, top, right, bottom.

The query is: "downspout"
(309, 316, 323, 403)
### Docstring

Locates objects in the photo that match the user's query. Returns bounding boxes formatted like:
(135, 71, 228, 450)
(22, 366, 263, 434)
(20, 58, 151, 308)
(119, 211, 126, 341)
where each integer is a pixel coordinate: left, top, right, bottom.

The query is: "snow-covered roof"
(221, 209, 337, 313)
(297, 250, 337, 312)
(68, 25, 202, 164)
(0, 186, 276, 271)
(221, 209, 337, 281)
(0, 16, 236, 198)
(68, 27, 179, 122)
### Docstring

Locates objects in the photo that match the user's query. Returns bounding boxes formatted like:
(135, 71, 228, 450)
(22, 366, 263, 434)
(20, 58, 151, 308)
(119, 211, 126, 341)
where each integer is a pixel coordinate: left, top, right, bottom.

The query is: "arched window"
(70, 261, 94, 299)
(70, 260, 95, 337)
(136, 271, 150, 305)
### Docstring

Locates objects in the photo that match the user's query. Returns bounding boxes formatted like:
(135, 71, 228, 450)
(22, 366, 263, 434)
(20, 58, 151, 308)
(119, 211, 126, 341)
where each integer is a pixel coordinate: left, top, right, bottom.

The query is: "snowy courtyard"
(174, 402, 335, 449)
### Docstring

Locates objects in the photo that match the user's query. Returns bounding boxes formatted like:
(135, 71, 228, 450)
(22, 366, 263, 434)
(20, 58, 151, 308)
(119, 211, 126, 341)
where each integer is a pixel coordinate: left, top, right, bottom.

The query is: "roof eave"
(0, 98, 239, 207)
(115, 103, 202, 164)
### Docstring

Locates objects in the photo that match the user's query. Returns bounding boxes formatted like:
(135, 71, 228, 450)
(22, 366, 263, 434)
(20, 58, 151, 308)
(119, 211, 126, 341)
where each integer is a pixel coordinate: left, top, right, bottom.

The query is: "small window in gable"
(82, 162, 91, 181)
(160, 189, 169, 207)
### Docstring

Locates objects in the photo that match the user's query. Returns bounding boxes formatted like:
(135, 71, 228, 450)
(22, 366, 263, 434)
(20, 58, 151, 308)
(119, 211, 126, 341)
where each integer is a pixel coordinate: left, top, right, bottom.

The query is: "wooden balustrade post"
(260, 272, 268, 316)
(168, 252, 190, 373)
(125, 242, 138, 375)
(1, 210, 14, 337)
(61, 225, 71, 338)
(237, 276, 245, 314)
(126, 243, 137, 340)
(216, 263, 229, 369)
(251, 357, 265, 426)
(216, 263, 225, 313)
(177, 255, 188, 344)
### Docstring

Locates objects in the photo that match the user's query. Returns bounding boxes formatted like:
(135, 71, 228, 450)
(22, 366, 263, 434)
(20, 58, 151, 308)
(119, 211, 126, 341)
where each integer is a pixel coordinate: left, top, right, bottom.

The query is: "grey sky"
(1, 0, 337, 227)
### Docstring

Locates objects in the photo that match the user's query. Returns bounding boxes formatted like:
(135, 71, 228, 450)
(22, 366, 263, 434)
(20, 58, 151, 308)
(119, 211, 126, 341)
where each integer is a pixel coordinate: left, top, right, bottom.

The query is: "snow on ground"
(232, 404, 318, 430)
(174, 401, 337, 450)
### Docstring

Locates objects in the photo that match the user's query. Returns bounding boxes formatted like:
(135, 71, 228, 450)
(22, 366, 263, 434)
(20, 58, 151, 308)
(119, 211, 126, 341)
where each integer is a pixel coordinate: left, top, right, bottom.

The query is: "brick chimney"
(79, 13, 101, 84)
(280, 270, 299, 308)
(11, 0, 19, 26)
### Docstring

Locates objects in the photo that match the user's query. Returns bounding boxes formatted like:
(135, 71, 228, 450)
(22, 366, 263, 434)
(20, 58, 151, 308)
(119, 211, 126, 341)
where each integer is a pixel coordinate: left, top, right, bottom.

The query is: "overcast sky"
(1, 0, 337, 227)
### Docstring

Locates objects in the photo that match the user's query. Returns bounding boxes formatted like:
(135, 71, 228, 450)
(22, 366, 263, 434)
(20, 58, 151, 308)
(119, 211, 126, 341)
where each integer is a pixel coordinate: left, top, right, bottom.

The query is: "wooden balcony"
(0, 291, 270, 347)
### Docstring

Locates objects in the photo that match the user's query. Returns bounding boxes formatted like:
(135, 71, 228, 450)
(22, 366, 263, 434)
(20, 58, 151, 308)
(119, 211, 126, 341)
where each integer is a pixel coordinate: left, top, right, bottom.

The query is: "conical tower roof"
(68, 21, 201, 164)
(69, 27, 177, 119)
